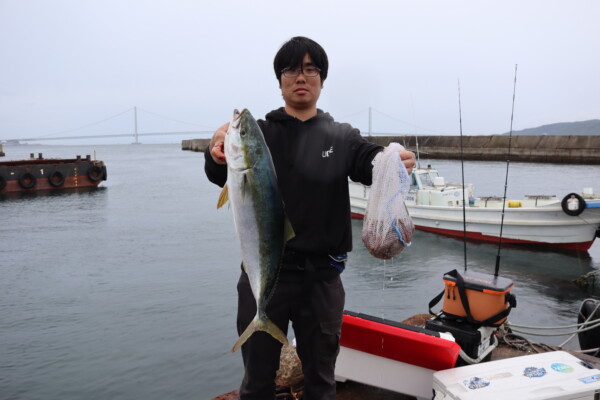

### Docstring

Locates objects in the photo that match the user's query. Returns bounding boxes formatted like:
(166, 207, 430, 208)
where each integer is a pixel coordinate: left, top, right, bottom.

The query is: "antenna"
(458, 80, 467, 272)
(495, 64, 518, 277)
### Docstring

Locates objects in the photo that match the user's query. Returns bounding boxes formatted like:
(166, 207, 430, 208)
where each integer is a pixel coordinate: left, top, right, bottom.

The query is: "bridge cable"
(136, 107, 215, 129)
(37, 108, 134, 138)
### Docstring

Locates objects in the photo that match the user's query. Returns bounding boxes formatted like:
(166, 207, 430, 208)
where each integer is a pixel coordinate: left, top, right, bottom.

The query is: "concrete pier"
(182, 135, 600, 164)
(181, 139, 210, 152)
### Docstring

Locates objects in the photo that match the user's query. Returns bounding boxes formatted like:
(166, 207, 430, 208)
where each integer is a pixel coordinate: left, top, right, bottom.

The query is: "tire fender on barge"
(48, 170, 65, 187)
(18, 172, 37, 189)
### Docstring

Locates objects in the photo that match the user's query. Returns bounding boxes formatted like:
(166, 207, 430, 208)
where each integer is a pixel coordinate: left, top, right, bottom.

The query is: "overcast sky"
(1, 0, 599, 143)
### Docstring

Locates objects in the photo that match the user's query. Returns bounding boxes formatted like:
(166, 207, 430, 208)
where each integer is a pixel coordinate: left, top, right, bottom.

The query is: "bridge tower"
(133, 106, 140, 144)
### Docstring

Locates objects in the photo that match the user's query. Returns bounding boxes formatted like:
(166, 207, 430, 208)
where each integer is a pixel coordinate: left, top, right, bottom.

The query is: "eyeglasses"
(281, 66, 321, 78)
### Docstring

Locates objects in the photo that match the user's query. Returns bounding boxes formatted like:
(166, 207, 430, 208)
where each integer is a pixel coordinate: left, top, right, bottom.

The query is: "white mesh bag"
(362, 142, 415, 259)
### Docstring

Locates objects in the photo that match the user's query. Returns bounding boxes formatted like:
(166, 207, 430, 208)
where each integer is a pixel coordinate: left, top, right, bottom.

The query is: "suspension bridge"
(3, 106, 446, 145)
(3, 107, 216, 144)
(9, 130, 215, 144)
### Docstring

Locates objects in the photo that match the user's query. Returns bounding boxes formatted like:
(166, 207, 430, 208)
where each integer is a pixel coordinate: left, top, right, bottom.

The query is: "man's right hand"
(209, 122, 229, 165)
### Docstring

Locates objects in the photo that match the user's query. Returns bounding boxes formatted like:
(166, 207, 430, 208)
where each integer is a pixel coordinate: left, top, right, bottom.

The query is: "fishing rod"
(495, 64, 518, 277)
(457, 79, 468, 272)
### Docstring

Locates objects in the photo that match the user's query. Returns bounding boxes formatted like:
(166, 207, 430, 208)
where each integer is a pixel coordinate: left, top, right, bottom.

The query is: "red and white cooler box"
(433, 351, 600, 399)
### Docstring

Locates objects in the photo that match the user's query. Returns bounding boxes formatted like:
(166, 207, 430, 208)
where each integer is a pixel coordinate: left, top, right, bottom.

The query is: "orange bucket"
(441, 270, 515, 326)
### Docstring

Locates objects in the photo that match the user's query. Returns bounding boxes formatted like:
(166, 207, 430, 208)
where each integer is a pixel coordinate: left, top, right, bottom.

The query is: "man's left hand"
(398, 149, 417, 175)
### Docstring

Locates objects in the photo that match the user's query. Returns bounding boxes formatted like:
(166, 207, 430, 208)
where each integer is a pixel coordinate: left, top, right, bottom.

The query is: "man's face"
(280, 53, 322, 111)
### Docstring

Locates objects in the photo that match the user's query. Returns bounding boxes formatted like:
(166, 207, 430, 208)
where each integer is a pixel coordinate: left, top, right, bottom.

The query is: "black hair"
(273, 36, 329, 83)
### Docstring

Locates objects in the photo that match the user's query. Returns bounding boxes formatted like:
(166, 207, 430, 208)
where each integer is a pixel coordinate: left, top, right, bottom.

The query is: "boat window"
(419, 173, 434, 187)
(411, 173, 418, 188)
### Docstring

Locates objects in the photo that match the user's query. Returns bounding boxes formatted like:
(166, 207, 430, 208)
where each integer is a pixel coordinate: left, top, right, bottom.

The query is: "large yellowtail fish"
(217, 109, 294, 353)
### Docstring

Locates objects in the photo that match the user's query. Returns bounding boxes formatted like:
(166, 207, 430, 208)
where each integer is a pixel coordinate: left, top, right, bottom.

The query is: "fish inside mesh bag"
(362, 143, 415, 259)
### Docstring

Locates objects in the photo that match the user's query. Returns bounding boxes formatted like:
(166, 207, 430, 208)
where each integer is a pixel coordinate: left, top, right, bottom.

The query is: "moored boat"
(350, 166, 600, 251)
(0, 153, 107, 193)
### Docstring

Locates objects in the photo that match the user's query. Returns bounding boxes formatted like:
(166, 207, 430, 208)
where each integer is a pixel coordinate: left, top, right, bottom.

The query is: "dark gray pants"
(236, 267, 345, 400)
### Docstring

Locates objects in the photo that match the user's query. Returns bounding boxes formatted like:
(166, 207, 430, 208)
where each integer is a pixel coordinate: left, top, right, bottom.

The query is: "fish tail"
(231, 317, 288, 353)
(262, 318, 288, 347)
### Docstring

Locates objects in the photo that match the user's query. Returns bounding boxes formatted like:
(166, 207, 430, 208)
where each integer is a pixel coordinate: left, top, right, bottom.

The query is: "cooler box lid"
(443, 270, 514, 293)
(341, 311, 460, 371)
(433, 351, 600, 400)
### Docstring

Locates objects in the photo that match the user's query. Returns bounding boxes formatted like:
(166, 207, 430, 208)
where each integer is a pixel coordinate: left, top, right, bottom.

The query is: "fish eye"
(240, 129, 246, 137)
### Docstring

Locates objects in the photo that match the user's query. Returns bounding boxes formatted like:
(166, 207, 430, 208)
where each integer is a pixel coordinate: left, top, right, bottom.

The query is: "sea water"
(1, 144, 599, 399)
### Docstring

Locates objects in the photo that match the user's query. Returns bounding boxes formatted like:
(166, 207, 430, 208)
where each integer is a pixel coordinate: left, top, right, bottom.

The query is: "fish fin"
(283, 216, 295, 243)
(231, 317, 288, 353)
(262, 318, 288, 347)
(217, 185, 229, 209)
(259, 319, 288, 345)
(232, 318, 258, 353)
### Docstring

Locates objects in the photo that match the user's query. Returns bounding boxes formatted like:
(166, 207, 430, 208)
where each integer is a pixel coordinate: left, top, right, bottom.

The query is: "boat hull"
(0, 155, 107, 193)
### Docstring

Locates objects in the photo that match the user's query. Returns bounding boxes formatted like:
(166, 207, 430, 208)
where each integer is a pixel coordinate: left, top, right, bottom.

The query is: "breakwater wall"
(182, 139, 210, 153)
(182, 135, 600, 164)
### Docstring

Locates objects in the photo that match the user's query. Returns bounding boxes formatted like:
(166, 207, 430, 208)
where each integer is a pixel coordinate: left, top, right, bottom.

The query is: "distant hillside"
(504, 119, 600, 136)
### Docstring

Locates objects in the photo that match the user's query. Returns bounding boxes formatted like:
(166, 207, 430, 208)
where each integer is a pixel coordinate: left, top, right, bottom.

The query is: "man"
(205, 36, 416, 400)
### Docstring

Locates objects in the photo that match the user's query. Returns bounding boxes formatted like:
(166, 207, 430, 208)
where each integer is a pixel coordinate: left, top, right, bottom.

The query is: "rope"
(508, 319, 600, 337)
(509, 320, 600, 330)
(501, 333, 559, 354)
(560, 300, 600, 348)
(507, 301, 600, 338)
(458, 334, 498, 365)
(506, 299, 600, 352)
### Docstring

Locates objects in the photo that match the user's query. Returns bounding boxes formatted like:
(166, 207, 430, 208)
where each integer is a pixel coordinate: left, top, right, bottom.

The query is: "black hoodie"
(204, 107, 383, 256)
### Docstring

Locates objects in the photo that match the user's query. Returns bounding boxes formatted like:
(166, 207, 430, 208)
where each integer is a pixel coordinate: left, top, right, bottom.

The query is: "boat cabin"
(407, 167, 473, 208)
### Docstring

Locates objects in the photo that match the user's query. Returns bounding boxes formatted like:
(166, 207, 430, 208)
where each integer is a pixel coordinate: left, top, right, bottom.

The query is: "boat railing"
(479, 196, 504, 207)
(525, 195, 557, 207)
(524, 195, 556, 199)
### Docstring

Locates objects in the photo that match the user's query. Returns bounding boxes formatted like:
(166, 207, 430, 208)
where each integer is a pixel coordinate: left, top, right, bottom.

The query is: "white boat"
(349, 166, 600, 251)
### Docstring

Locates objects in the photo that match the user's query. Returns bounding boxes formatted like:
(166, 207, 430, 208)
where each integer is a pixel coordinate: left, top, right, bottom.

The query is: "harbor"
(1, 144, 599, 399)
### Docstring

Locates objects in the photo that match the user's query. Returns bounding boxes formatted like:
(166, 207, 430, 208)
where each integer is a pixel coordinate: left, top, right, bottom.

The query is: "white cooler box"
(433, 351, 600, 399)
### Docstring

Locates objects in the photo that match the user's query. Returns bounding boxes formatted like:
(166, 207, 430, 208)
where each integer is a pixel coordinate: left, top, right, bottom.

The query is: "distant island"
(503, 119, 600, 136)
